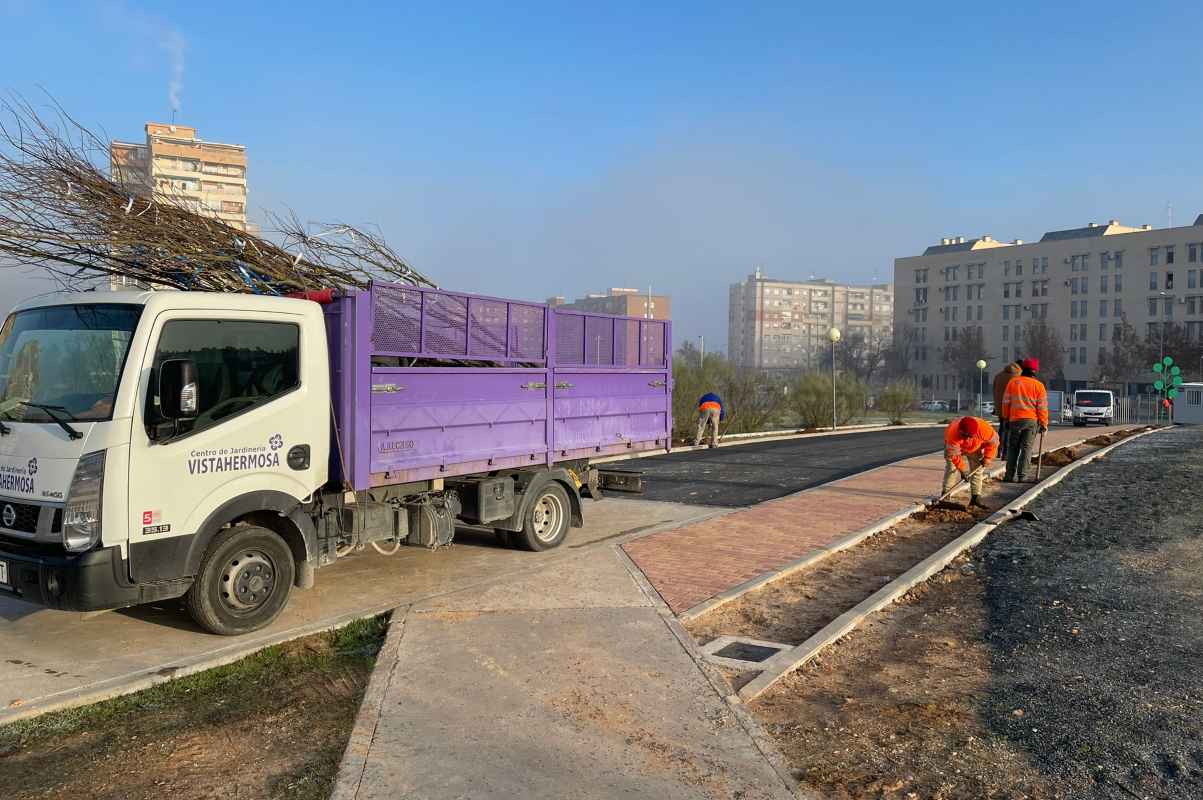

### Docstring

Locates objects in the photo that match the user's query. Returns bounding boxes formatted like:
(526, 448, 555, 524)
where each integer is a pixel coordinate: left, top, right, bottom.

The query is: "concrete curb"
(675, 427, 1138, 624)
(736, 426, 1164, 703)
(330, 608, 409, 800)
(592, 421, 942, 465)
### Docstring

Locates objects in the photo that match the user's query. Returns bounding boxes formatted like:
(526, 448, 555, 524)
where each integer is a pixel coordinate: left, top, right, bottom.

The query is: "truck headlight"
(63, 450, 105, 553)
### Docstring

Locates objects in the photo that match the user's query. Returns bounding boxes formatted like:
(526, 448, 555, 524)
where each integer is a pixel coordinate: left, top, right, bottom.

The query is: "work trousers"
(1004, 418, 1039, 482)
(694, 408, 720, 446)
(943, 452, 986, 498)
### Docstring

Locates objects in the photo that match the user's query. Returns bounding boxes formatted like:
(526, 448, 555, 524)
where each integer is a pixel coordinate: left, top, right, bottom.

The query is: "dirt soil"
(684, 484, 1018, 649)
(0, 616, 386, 800)
(748, 427, 1203, 799)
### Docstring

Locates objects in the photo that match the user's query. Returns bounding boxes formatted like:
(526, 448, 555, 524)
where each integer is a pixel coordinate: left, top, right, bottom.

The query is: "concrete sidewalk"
(624, 424, 1127, 615)
(336, 544, 795, 800)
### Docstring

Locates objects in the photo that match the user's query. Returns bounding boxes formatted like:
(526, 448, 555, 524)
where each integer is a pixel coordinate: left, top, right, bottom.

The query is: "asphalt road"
(628, 427, 944, 507)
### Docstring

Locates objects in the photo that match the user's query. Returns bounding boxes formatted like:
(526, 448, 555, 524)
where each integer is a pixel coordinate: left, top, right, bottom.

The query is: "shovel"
(1034, 429, 1047, 481)
(930, 465, 985, 510)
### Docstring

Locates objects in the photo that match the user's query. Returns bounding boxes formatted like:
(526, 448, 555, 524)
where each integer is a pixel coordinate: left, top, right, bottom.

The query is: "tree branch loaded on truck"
(0, 284, 672, 634)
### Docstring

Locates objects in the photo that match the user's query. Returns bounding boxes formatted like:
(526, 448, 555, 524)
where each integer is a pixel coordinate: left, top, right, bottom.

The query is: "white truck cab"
(0, 291, 330, 633)
(1071, 389, 1115, 426)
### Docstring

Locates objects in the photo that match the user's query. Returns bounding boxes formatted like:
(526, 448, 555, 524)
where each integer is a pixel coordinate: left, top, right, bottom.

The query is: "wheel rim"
(531, 493, 564, 543)
(220, 550, 277, 614)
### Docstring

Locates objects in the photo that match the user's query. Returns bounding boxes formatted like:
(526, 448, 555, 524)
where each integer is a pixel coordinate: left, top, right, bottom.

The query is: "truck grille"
(1, 500, 40, 534)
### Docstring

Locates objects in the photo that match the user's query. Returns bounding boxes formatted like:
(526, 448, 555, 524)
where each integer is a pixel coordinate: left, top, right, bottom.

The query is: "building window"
(1099, 323, 1106, 341)
(1114, 299, 1122, 316)
(1167, 246, 1176, 265)
(1004, 261, 1011, 276)
(1167, 272, 1175, 290)
(1191, 244, 1199, 263)
(1002, 326, 1009, 340)
(1191, 270, 1198, 289)
(1016, 261, 1023, 276)
(1149, 298, 1158, 316)
(1002, 306, 1010, 320)
(1041, 256, 1050, 273)
(1150, 247, 1160, 266)
(1166, 297, 1174, 318)
(1150, 272, 1158, 290)
(1070, 325, 1078, 342)
(1080, 346, 1087, 364)
(1099, 300, 1108, 317)
(1189, 297, 1197, 315)
(1099, 251, 1109, 270)
(1100, 274, 1108, 294)
(1070, 348, 1077, 364)
(1115, 273, 1123, 292)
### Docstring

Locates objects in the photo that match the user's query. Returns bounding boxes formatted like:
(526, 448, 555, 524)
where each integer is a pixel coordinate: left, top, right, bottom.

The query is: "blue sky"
(4, 0, 1203, 350)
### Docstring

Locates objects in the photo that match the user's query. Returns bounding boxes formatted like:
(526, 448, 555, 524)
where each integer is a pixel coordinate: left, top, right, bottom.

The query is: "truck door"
(126, 312, 320, 582)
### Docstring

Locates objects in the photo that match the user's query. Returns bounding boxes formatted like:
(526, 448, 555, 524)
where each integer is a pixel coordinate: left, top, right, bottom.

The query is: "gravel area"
(747, 426, 1203, 799)
(977, 427, 1203, 798)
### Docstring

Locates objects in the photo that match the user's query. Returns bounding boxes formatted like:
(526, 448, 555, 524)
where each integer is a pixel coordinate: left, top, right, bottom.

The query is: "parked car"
(978, 400, 995, 415)
(1071, 389, 1115, 426)
(919, 400, 948, 412)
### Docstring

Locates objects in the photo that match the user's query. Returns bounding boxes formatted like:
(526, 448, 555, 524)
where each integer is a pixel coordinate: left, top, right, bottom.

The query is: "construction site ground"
(705, 427, 1203, 799)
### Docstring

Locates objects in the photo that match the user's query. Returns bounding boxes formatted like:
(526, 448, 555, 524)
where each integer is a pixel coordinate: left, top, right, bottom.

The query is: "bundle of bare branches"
(0, 94, 435, 295)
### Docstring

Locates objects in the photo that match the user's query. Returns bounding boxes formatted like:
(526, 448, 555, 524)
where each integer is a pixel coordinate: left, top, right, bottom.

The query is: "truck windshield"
(0, 304, 143, 423)
(1075, 391, 1111, 407)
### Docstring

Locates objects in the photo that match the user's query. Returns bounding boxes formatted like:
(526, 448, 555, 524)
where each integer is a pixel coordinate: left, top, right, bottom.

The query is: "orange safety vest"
(944, 417, 999, 472)
(1001, 375, 1049, 428)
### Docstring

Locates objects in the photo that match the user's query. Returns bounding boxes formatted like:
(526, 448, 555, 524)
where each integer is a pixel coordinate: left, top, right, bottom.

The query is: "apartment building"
(728, 269, 894, 371)
(548, 288, 671, 320)
(894, 215, 1203, 396)
(110, 122, 250, 231)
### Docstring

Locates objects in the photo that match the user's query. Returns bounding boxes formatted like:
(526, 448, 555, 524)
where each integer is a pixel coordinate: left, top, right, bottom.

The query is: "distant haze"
(4, 1, 1203, 349)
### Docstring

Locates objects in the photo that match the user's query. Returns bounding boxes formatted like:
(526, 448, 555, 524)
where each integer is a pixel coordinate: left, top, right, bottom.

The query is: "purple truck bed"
(324, 283, 673, 491)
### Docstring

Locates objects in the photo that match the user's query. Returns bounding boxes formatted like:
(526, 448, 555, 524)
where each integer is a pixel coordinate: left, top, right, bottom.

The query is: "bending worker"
(1001, 358, 1049, 482)
(943, 416, 999, 510)
(695, 391, 725, 448)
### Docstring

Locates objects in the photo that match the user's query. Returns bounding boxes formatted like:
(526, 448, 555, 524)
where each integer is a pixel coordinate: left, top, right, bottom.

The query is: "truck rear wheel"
(512, 483, 570, 552)
(185, 525, 295, 635)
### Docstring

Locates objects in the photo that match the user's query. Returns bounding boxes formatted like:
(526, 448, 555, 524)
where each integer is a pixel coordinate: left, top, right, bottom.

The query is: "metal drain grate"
(713, 642, 782, 663)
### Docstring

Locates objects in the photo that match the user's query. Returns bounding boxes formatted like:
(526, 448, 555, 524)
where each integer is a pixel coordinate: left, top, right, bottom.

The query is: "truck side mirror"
(159, 359, 199, 420)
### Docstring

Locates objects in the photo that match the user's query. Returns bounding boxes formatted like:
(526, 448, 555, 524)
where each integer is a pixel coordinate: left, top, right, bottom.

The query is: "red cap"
(958, 417, 977, 436)
(1022, 357, 1040, 372)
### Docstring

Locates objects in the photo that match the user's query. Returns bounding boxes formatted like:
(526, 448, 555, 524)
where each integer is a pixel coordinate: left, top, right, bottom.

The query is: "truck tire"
(185, 525, 295, 635)
(512, 483, 570, 552)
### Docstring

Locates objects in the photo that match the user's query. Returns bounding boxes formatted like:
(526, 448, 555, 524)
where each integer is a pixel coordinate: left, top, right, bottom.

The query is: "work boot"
(969, 496, 988, 510)
(708, 444, 717, 449)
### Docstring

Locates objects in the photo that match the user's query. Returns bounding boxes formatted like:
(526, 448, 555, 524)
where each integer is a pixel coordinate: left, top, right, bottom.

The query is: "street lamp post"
(976, 359, 987, 414)
(828, 327, 841, 431)
(698, 335, 705, 368)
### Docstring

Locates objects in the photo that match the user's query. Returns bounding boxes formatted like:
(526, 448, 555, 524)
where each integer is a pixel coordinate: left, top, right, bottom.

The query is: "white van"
(1071, 389, 1115, 426)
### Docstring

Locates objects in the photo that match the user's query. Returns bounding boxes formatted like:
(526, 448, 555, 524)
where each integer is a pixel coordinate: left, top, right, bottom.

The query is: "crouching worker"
(695, 392, 725, 448)
(943, 416, 999, 509)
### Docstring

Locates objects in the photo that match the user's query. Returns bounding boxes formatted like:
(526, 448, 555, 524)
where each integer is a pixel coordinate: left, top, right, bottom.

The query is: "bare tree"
(942, 325, 987, 395)
(1022, 322, 1066, 386)
(0, 93, 434, 294)
(884, 322, 919, 380)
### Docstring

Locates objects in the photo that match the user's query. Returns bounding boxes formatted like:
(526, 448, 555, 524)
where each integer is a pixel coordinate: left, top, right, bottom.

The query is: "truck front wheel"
(185, 525, 295, 635)
(512, 484, 571, 552)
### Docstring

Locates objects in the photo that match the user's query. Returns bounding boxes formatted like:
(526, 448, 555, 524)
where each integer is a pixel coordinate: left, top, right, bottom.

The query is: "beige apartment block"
(110, 122, 249, 232)
(894, 215, 1203, 397)
(549, 288, 671, 320)
(728, 269, 893, 371)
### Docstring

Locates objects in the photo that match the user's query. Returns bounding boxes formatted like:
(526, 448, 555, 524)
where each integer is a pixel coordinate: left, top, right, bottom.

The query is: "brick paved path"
(623, 425, 1124, 614)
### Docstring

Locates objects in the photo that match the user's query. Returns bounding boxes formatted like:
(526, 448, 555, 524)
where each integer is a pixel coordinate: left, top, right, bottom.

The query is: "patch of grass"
(0, 612, 389, 754)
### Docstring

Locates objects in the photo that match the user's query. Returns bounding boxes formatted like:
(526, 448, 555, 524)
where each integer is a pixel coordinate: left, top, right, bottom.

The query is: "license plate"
(0, 561, 8, 587)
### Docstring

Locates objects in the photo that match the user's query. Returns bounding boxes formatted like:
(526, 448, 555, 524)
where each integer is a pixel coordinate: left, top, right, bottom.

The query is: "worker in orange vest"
(943, 416, 999, 509)
(1001, 357, 1049, 482)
